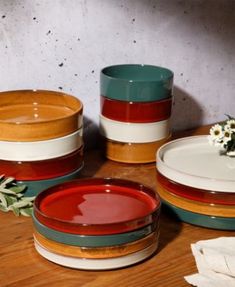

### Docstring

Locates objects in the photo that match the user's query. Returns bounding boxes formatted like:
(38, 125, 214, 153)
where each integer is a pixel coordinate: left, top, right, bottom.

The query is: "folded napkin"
(184, 237, 235, 287)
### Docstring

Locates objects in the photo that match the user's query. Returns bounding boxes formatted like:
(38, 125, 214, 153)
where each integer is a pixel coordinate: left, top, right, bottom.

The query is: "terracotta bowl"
(1, 146, 84, 180)
(100, 95, 172, 123)
(100, 64, 173, 102)
(34, 230, 159, 259)
(0, 129, 83, 161)
(33, 178, 161, 235)
(0, 90, 83, 141)
(100, 135, 171, 163)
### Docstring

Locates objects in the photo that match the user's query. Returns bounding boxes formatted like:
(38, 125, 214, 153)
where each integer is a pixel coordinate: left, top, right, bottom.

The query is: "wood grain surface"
(1, 125, 235, 287)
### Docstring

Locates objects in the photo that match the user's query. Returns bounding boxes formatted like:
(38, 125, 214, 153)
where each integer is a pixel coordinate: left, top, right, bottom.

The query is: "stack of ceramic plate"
(32, 178, 161, 270)
(0, 90, 84, 196)
(156, 135, 235, 230)
(99, 64, 173, 163)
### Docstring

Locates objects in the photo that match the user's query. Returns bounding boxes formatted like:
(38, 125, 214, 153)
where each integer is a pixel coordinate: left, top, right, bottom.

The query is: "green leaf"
(4, 195, 17, 206)
(10, 206, 20, 216)
(0, 188, 18, 195)
(0, 193, 7, 207)
(9, 184, 27, 194)
(0, 203, 8, 212)
(20, 207, 33, 217)
(11, 200, 32, 209)
(0, 177, 15, 187)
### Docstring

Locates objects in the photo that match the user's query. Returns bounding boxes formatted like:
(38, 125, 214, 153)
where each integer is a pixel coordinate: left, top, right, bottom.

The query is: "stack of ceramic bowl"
(32, 178, 161, 270)
(0, 90, 84, 197)
(99, 64, 173, 163)
(156, 135, 235, 230)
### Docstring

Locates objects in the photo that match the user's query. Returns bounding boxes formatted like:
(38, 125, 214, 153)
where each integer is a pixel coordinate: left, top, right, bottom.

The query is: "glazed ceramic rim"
(157, 181, 235, 218)
(17, 164, 84, 197)
(0, 129, 83, 161)
(163, 201, 235, 230)
(157, 171, 235, 206)
(32, 212, 158, 247)
(33, 230, 159, 259)
(1, 145, 84, 180)
(156, 135, 235, 192)
(99, 114, 170, 143)
(34, 238, 158, 270)
(0, 89, 83, 141)
(101, 64, 173, 102)
(101, 135, 171, 163)
(34, 177, 161, 235)
(100, 95, 172, 123)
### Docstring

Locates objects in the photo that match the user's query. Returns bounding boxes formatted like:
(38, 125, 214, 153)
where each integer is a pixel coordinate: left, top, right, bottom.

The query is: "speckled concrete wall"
(0, 0, 234, 143)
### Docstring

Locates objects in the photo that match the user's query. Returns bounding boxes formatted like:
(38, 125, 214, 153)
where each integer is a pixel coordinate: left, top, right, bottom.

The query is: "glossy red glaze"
(34, 178, 161, 235)
(157, 172, 235, 205)
(100, 95, 172, 123)
(0, 147, 83, 180)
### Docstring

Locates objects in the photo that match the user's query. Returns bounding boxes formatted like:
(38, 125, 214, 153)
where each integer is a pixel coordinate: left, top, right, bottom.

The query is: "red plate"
(100, 95, 172, 123)
(34, 178, 161, 235)
(0, 146, 83, 180)
(157, 172, 235, 206)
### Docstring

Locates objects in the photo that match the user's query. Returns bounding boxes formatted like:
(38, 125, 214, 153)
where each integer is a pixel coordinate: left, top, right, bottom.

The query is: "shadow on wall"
(171, 85, 204, 131)
(83, 116, 99, 150)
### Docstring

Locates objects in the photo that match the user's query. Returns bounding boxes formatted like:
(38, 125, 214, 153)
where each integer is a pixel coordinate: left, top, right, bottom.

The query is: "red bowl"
(157, 172, 235, 206)
(0, 146, 84, 180)
(100, 95, 172, 123)
(34, 178, 161, 235)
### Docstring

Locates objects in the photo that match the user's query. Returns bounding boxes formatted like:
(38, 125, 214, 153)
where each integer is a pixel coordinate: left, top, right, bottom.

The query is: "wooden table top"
(1, 125, 235, 287)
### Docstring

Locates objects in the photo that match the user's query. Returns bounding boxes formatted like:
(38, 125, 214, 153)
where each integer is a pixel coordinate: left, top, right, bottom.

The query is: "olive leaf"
(0, 175, 34, 217)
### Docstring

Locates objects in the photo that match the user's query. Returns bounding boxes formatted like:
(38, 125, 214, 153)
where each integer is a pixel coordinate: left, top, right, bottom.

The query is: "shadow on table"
(157, 204, 183, 252)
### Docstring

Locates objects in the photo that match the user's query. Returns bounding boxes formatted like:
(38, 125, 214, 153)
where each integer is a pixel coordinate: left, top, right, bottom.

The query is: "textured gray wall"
(0, 0, 234, 144)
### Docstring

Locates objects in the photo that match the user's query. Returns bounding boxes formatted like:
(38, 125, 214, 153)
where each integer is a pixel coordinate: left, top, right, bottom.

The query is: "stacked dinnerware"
(156, 135, 235, 230)
(0, 90, 84, 196)
(99, 64, 173, 163)
(32, 178, 161, 270)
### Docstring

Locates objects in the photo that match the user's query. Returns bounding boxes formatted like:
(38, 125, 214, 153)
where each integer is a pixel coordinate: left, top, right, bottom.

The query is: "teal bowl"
(17, 164, 84, 197)
(163, 200, 235, 230)
(32, 212, 158, 247)
(100, 64, 173, 102)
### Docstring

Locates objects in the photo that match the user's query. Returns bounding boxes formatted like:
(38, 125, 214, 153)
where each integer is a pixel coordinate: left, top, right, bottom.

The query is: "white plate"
(156, 135, 235, 192)
(99, 114, 170, 143)
(0, 128, 83, 161)
(34, 238, 158, 270)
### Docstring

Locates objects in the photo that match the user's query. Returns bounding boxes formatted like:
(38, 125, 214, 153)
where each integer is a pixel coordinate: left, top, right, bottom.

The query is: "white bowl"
(34, 237, 158, 270)
(0, 128, 83, 161)
(99, 115, 170, 143)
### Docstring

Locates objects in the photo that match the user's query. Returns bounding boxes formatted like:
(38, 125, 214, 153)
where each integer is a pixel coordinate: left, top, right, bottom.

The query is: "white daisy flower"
(209, 124, 223, 140)
(223, 130, 232, 144)
(226, 119, 235, 132)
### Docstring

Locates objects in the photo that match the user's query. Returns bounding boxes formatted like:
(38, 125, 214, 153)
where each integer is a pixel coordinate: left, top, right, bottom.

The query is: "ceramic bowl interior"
(0, 145, 84, 180)
(0, 90, 83, 141)
(33, 178, 161, 235)
(101, 64, 173, 102)
(100, 95, 172, 123)
(156, 135, 235, 192)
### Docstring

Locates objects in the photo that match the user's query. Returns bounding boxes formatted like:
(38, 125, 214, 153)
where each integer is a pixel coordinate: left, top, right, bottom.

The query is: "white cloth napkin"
(184, 237, 235, 287)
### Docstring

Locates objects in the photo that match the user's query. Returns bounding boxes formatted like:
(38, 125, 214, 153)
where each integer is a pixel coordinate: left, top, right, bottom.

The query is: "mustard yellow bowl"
(0, 90, 83, 141)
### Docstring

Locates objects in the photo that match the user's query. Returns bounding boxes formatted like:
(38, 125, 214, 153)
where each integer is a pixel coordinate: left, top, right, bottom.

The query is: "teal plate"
(17, 163, 84, 197)
(162, 200, 235, 230)
(32, 212, 159, 247)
